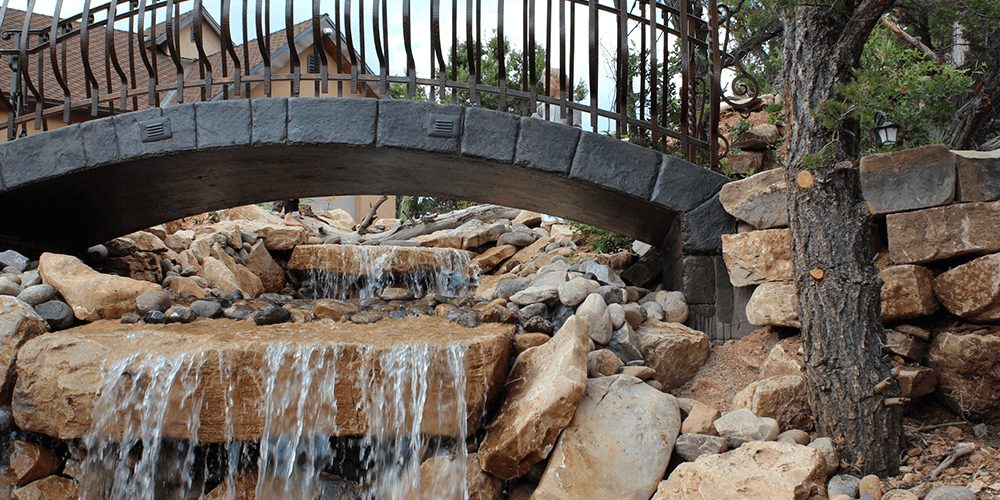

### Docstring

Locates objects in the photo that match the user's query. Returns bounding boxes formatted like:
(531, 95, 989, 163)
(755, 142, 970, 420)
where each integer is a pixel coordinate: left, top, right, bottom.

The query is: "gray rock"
(578, 261, 625, 287)
(0, 249, 29, 272)
(87, 244, 109, 260)
(252, 304, 291, 325)
(518, 302, 548, 321)
(657, 290, 689, 323)
(450, 309, 481, 328)
(713, 409, 780, 446)
(350, 310, 385, 325)
(510, 285, 559, 306)
(0, 406, 12, 432)
(143, 310, 168, 324)
(641, 302, 665, 322)
(530, 269, 569, 288)
(19, 270, 41, 287)
(558, 277, 598, 307)
(596, 285, 625, 305)
(924, 485, 977, 500)
(0, 276, 21, 296)
(495, 277, 531, 300)
(380, 287, 414, 301)
(165, 305, 197, 324)
(607, 303, 626, 329)
(120, 312, 141, 324)
(828, 474, 861, 498)
(191, 300, 223, 318)
(955, 149, 1000, 202)
(136, 290, 172, 314)
(17, 284, 57, 306)
(860, 145, 956, 214)
(807, 437, 839, 476)
(575, 293, 613, 344)
(523, 316, 553, 334)
(223, 304, 255, 320)
(497, 231, 536, 247)
(607, 324, 643, 363)
(35, 300, 74, 330)
(674, 433, 729, 461)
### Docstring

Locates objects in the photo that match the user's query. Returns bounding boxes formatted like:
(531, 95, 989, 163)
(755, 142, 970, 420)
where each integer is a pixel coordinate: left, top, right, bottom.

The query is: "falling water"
(79, 338, 472, 499)
(306, 246, 478, 300)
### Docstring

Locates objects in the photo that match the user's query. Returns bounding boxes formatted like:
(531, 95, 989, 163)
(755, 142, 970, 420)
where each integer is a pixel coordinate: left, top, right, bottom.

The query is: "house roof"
(143, 7, 222, 48)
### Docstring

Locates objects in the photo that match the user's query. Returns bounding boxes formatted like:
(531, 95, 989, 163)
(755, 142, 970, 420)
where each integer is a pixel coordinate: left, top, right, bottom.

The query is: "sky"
(4, 0, 731, 134)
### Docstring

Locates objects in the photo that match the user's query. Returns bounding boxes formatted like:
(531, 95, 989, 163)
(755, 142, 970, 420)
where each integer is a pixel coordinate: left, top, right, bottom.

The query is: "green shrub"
(568, 221, 633, 254)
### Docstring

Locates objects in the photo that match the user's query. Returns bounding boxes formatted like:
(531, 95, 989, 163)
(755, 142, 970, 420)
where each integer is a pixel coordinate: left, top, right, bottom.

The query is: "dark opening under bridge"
(0, 0, 759, 333)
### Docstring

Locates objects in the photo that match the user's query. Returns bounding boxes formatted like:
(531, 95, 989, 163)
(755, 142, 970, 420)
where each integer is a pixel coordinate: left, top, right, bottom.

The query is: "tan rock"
(587, 349, 624, 377)
(761, 339, 803, 377)
(1, 297, 48, 404)
(9, 441, 60, 486)
(885, 329, 928, 362)
(513, 333, 549, 354)
(858, 474, 882, 498)
(245, 241, 286, 293)
(222, 204, 285, 224)
(168, 276, 207, 299)
(933, 253, 1000, 322)
(311, 299, 359, 321)
(288, 244, 474, 277)
(681, 403, 721, 435)
(926, 326, 1000, 417)
(880, 265, 938, 323)
(512, 210, 543, 227)
(478, 316, 590, 480)
(12, 318, 512, 441)
(11, 476, 77, 500)
(38, 253, 162, 321)
(719, 168, 789, 229)
(318, 209, 357, 231)
(653, 441, 826, 500)
(533, 375, 681, 500)
(472, 245, 517, 274)
(886, 200, 1000, 264)
(412, 229, 465, 249)
(104, 251, 163, 283)
(201, 256, 263, 299)
(622, 365, 656, 380)
(746, 282, 799, 328)
(214, 220, 309, 251)
(895, 365, 936, 399)
(500, 237, 551, 273)
(461, 222, 511, 249)
(637, 320, 710, 390)
(204, 470, 256, 499)
(732, 375, 810, 430)
(721, 229, 793, 286)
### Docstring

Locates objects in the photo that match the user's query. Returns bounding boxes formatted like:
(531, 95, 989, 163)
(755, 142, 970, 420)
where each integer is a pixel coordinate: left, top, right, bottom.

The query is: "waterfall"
(78, 340, 471, 499)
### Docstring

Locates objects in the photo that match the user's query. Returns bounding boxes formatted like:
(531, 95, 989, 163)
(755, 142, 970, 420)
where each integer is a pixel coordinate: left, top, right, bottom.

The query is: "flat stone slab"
(954, 149, 1000, 202)
(860, 144, 955, 214)
(287, 244, 474, 276)
(12, 317, 513, 442)
(886, 200, 1000, 264)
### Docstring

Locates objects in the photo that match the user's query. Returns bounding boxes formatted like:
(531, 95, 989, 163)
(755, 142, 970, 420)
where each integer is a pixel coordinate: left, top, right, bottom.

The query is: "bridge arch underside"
(0, 98, 733, 256)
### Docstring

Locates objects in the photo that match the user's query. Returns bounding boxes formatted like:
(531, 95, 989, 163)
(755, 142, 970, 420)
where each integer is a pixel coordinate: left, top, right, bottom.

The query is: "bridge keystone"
(462, 106, 519, 163)
(289, 98, 376, 146)
(514, 117, 580, 175)
(570, 132, 660, 200)
(377, 100, 464, 153)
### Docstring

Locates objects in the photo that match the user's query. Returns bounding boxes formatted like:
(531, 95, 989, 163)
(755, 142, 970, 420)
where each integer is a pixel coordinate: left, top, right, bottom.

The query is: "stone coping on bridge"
(0, 98, 731, 253)
(12, 317, 514, 442)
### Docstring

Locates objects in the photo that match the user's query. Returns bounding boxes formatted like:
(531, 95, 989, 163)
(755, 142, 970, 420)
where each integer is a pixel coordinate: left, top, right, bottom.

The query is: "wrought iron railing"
(0, 0, 758, 166)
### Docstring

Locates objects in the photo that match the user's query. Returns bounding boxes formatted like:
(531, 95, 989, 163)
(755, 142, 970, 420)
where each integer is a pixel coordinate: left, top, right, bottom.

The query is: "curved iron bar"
(48, 0, 71, 122)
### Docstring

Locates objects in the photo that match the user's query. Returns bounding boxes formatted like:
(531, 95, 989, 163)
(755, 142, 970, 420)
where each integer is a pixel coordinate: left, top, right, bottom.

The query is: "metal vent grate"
(140, 118, 172, 142)
(428, 114, 460, 138)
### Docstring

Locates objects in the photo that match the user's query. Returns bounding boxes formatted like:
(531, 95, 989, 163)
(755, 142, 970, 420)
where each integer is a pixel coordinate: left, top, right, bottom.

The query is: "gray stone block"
(860, 144, 956, 214)
(652, 154, 729, 212)
(461, 106, 519, 162)
(683, 193, 735, 253)
(682, 255, 716, 305)
(289, 97, 376, 146)
(570, 132, 659, 199)
(377, 99, 463, 153)
(196, 99, 251, 149)
(251, 98, 288, 145)
(514, 117, 580, 174)
(80, 116, 120, 166)
(0, 124, 87, 188)
(115, 104, 197, 161)
(714, 255, 734, 319)
(955, 150, 1000, 202)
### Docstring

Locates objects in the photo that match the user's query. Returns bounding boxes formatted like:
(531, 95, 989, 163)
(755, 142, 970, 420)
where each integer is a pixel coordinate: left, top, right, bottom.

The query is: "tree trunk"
(781, 2, 902, 476)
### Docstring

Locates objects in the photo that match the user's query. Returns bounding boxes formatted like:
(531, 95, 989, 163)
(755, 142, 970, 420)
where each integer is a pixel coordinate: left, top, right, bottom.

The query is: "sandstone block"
(637, 320, 710, 390)
(722, 229, 792, 286)
(746, 282, 799, 328)
(880, 265, 938, 323)
(719, 168, 789, 229)
(732, 375, 810, 430)
(886, 201, 1000, 264)
(926, 326, 1000, 417)
(933, 253, 1000, 322)
(38, 253, 161, 321)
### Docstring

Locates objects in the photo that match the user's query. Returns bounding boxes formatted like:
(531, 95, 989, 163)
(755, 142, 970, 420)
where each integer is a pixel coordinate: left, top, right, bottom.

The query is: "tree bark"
(781, 1, 902, 476)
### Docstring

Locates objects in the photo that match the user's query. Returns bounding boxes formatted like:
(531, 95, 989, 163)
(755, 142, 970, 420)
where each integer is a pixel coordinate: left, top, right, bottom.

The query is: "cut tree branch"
(357, 195, 389, 235)
(880, 15, 945, 64)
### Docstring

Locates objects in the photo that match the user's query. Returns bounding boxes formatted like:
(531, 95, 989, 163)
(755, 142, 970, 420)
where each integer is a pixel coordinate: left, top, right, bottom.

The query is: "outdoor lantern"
(874, 110, 900, 147)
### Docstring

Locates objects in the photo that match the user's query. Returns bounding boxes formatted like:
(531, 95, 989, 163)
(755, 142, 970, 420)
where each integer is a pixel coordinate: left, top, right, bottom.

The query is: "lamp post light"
(874, 110, 900, 147)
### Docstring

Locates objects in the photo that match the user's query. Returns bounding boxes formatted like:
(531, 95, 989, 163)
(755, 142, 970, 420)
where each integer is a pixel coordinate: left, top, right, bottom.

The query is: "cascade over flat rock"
(12, 317, 512, 442)
(287, 244, 474, 275)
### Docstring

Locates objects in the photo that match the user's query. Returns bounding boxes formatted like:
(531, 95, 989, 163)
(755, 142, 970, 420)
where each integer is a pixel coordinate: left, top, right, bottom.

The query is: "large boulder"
(880, 265, 938, 323)
(926, 326, 1000, 417)
(719, 168, 789, 229)
(859, 145, 956, 214)
(653, 441, 826, 500)
(0, 297, 48, 405)
(721, 229, 792, 286)
(477, 315, 590, 480)
(746, 282, 799, 328)
(732, 375, 810, 430)
(38, 253, 161, 321)
(201, 256, 264, 299)
(12, 318, 512, 441)
(933, 253, 1000, 322)
(886, 200, 1000, 264)
(636, 320, 710, 390)
(533, 375, 681, 500)
(244, 241, 286, 293)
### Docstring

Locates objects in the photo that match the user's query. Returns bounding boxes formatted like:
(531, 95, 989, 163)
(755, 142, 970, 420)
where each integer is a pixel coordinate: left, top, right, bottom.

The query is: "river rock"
(575, 293, 613, 344)
(0, 277, 21, 296)
(886, 200, 1000, 264)
(509, 286, 558, 306)
(15, 284, 57, 307)
(656, 290, 689, 323)
(136, 289, 172, 315)
(859, 145, 956, 214)
(9, 440, 60, 486)
(637, 320, 710, 389)
(513, 333, 549, 354)
(746, 282, 799, 328)
(11, 475, 77, 500)
(12, 317, 511, 442)
(478, 315, 589, 480)
(719, 168, 789, 229)
(244, 241, 286, 293)
(807, 437, 839, 475)
(533, 375, 681, 500)
(777, 429, 810, 445)
(1, 297, 48, 404)
(0, 250, 30, 273)
(933, 252, 1000, 322)
(732, 375, 810, 430)
(713, 408, 780, 446)
(38, 253, 162, 321)
(607, 324, 643, 363)
(190, 300, 223, 319)
(926, 326, 1000, 417)
(557, 277, 599, 307)
(722, 229, 793, 286)
(34, 300, 74, 331)
(674, 433, 729, 461)
(880, 265, 938, 322)
(497, 231, 535, 248)
(827, 474, 861, 498)
(653, 441, 826, 500)
(586, 349, 623, 377)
